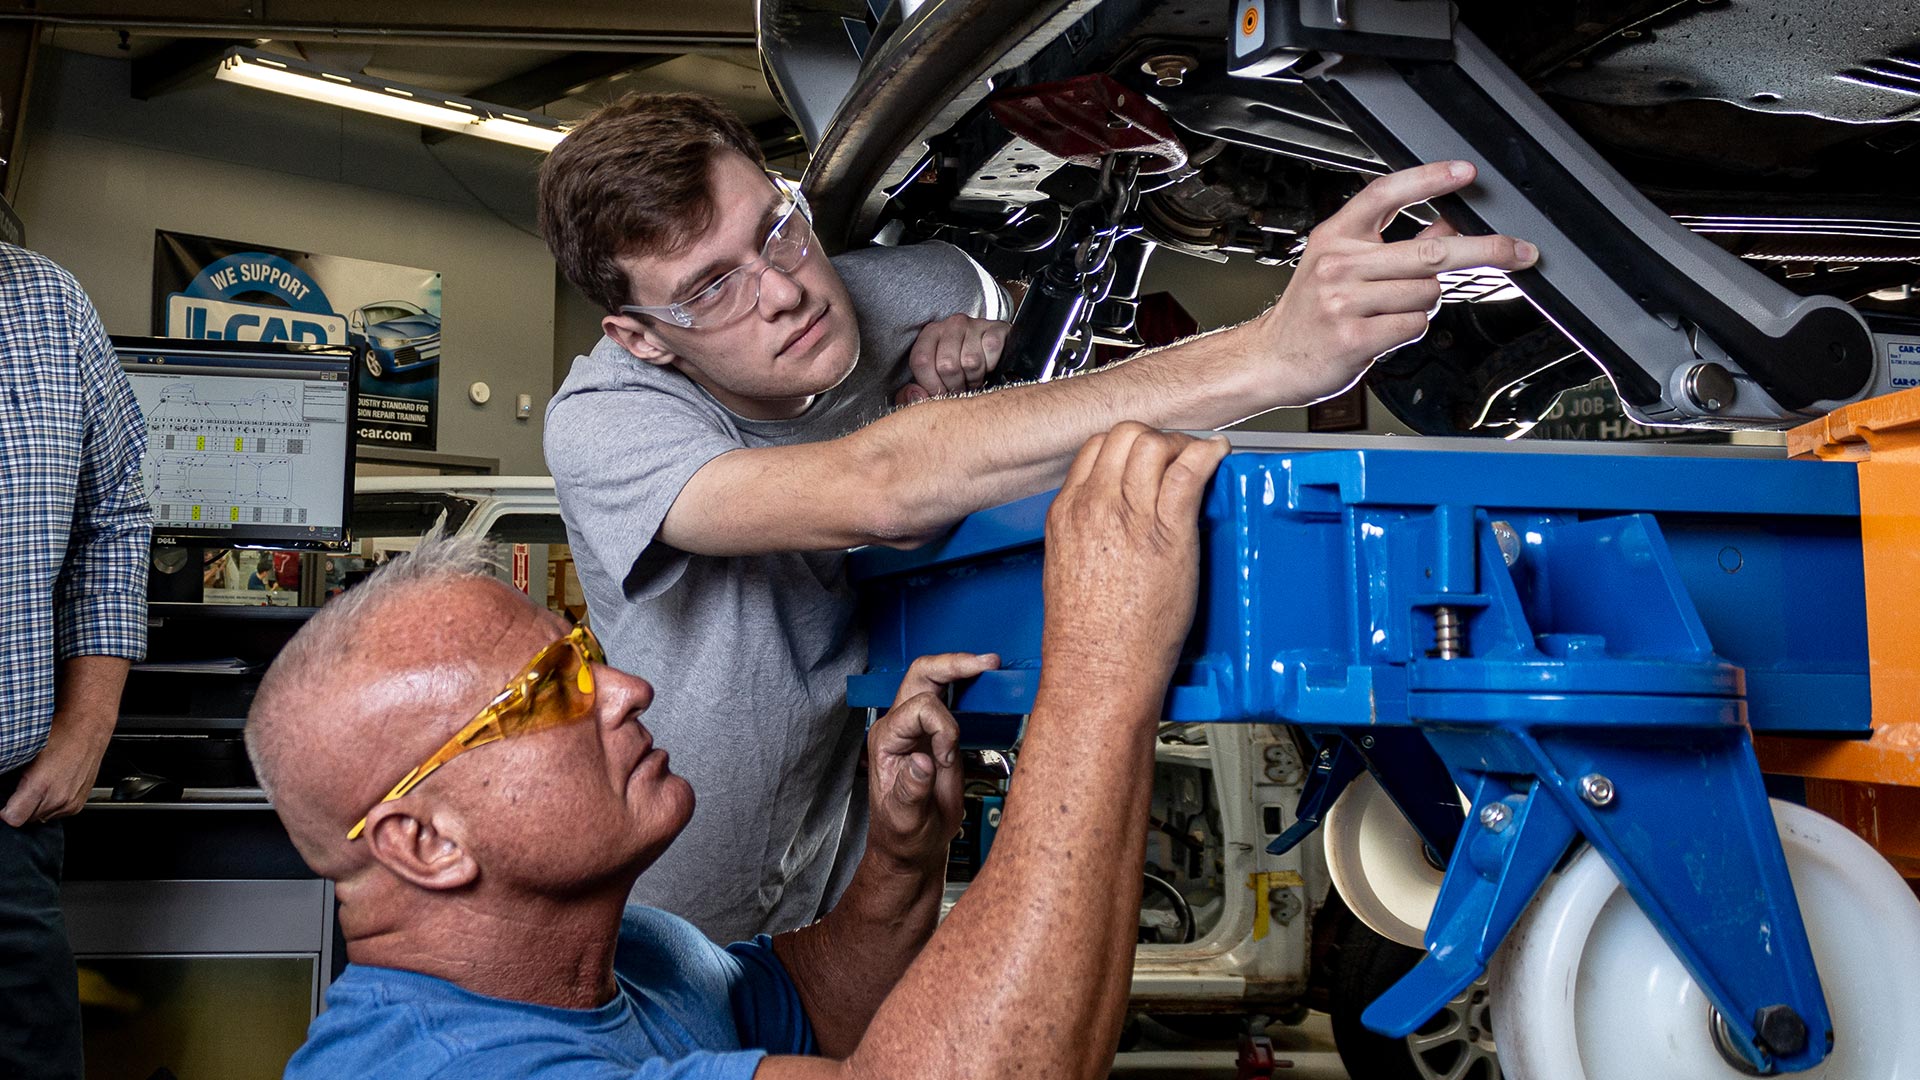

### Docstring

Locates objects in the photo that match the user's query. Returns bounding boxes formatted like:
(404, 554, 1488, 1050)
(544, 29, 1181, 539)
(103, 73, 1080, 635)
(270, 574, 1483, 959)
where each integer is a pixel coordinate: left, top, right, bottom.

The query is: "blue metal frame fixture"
(850, 448, 1871, 1074)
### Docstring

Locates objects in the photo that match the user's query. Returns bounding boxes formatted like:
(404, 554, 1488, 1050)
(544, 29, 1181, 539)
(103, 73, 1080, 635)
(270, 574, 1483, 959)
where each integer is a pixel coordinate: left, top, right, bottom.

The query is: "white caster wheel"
(1489, 799, 1920, 1080)
(1325, 772, 1449, 949)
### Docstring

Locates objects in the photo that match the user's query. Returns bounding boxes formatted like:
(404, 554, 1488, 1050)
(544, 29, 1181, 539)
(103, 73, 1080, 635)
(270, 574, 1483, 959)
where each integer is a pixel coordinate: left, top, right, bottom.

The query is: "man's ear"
(362, 801, 480, 892)
(602, 313, 678, 369)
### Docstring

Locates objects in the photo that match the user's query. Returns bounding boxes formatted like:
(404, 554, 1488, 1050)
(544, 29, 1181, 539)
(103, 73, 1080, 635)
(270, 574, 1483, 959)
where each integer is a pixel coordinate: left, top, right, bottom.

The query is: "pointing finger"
(1, 781, 45, 829)
(907, 332, 939, 389)
(1327, 161, 1477, 238)
(1359, 233, 1537, 281)
(897, 651, 1000, 702)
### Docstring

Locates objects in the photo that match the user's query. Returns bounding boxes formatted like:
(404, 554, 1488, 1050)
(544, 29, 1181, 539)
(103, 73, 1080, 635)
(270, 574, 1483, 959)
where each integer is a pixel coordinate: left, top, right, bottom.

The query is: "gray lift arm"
(1229, 0, 1915, 429)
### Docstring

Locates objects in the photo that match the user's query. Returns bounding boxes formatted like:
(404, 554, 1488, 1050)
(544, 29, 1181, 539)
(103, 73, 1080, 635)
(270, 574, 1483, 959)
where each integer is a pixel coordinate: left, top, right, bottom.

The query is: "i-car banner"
(153, 230, 441, 450)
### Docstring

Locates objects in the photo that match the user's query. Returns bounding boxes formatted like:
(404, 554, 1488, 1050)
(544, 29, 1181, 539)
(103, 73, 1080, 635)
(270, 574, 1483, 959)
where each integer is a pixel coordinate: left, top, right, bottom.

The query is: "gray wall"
(553, 271, 608, 395)
(15, 46, 558, 475)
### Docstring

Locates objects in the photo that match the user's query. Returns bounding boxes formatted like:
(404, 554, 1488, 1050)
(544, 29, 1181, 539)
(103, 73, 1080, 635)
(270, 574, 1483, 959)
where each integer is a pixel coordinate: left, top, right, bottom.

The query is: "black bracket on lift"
(1226, 0, 1888, 429)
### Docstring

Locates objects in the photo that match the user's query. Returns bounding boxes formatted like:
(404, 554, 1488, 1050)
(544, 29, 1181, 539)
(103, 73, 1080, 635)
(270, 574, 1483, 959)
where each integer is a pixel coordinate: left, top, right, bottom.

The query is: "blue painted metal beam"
(849, 447, 1871, 1073)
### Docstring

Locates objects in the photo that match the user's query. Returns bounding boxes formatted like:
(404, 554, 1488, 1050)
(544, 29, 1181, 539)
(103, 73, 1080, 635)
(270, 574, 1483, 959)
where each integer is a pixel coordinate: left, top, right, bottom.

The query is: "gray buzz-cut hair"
(244, 527, 502, 798)
(284, 526, 503, 659)
(319, 526, 499, 623)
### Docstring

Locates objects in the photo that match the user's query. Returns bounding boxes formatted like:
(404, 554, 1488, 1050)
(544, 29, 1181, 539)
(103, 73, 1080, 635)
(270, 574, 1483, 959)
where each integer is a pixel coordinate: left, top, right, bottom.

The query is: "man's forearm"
(772, 852, 944, 1057)
(678, 164, 1537, 560)
(753, 426, 1216, 1080)
(862, 321, 1265, 544)
(54, 656, 132, 744)
(59, 654, 131, 713)
(828, 664, 1166, 1080)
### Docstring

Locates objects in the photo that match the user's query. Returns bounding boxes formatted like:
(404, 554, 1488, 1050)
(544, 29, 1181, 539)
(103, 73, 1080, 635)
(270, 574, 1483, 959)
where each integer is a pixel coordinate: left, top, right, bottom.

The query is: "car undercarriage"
(762, 0, 1920, 437)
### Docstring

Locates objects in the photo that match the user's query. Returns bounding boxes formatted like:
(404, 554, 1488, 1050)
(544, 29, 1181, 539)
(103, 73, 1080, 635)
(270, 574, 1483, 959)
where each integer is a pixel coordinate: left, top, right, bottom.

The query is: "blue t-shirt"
(287, 906, 817, 1078)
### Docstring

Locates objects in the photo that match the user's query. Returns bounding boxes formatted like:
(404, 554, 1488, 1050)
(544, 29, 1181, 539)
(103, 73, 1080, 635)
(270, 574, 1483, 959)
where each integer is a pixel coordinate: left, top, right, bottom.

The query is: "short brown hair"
(538, 93, 766, 313)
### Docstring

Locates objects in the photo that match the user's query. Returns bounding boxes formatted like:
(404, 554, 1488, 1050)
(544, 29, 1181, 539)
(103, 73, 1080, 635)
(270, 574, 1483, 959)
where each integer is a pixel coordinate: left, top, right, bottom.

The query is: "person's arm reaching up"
(662, 162, 1529, 555)
(771, 650, 995, 1055)
(760, 422, 1230, 1079)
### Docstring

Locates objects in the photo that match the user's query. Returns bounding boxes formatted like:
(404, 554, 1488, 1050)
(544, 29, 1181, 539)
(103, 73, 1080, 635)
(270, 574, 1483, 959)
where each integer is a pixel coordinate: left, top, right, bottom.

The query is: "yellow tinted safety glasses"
(346, 624, 605, 840)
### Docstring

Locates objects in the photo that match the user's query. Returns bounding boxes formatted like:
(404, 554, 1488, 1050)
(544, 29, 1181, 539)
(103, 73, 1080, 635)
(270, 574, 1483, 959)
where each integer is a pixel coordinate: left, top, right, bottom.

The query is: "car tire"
(1327, 909, 1502, 1080)
(362, 348, 384, 379)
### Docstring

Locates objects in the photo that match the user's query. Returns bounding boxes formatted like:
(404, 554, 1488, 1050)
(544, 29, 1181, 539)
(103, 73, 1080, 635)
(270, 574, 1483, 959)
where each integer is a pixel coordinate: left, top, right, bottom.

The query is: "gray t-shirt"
(545, 242, 1004, 943)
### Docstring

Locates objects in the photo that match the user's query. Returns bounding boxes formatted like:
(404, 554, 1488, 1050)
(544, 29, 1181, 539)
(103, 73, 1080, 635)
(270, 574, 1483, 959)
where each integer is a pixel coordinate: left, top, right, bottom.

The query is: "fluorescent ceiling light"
(214, 48, 569, 152)
(469, 115, 567, 153)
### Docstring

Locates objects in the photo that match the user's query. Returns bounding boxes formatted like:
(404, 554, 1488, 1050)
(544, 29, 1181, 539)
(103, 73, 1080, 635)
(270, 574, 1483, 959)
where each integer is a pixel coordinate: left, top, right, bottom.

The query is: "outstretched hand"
(865, 651, 999, 872)
(1256, 160, 1537, 405)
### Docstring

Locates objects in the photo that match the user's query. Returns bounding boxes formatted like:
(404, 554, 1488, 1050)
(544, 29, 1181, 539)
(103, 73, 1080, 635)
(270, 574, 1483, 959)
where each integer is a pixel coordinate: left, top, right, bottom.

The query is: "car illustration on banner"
(347, 299, 441, 378)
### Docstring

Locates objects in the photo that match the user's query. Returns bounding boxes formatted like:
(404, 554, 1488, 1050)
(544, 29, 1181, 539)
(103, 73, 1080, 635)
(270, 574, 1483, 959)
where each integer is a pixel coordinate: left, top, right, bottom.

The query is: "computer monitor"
(115, 337, 356, 551)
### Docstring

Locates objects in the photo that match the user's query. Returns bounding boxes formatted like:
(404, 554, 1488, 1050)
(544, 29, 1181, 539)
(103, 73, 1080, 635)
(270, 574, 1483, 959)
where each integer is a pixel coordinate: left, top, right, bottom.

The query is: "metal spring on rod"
(1433, 606, 1465, 659)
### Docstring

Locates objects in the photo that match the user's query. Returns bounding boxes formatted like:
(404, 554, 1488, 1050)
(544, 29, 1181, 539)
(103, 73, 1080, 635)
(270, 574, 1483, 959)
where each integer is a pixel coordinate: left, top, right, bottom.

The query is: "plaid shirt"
(0, 243, 153, 774)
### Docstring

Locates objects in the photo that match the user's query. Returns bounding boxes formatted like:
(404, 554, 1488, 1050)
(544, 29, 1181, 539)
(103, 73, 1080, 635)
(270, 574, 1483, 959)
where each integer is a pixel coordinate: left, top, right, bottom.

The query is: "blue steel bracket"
(1352, 728, 1463, 863)
(1387, 717, 1834, 1073)
(1362, 772, 1580, 1039)
(1270, 729, 1463, 860)
(1363, 512, 1833, 1074)
(849, 447, 1871, 1075)
(1268, 734, 1364, 855)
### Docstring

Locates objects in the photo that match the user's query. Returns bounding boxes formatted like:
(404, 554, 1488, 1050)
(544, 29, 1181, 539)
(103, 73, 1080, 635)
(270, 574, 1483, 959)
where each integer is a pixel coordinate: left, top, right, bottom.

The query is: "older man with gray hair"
(247, 422, 1228, 1079)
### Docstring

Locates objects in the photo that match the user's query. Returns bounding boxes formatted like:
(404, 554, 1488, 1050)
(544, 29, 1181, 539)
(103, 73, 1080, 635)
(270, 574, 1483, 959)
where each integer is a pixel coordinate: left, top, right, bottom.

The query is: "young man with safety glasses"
(538, 92, 1536, 943)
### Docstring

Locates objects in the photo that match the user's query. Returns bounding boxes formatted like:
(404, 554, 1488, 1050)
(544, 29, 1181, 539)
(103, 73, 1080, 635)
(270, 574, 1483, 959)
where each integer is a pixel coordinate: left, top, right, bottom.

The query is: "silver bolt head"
(1580, 773, 1617, 807)
(1685, 362, 1737, 414)
(1478, 802, 1512, 831)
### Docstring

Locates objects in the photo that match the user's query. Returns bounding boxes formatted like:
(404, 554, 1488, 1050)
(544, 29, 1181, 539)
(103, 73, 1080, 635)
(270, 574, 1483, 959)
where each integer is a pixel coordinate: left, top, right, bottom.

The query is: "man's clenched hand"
(865, 651, 999, 872)
(896, 315, 1010, 403)
(1254, 160, 1537, 405)
(1042, 424, 1229, 695)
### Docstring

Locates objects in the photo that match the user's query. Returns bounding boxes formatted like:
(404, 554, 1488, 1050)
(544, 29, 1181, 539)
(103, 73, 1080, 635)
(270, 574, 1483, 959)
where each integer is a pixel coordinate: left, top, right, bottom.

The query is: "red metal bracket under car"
(987, 73, 1187, 174)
